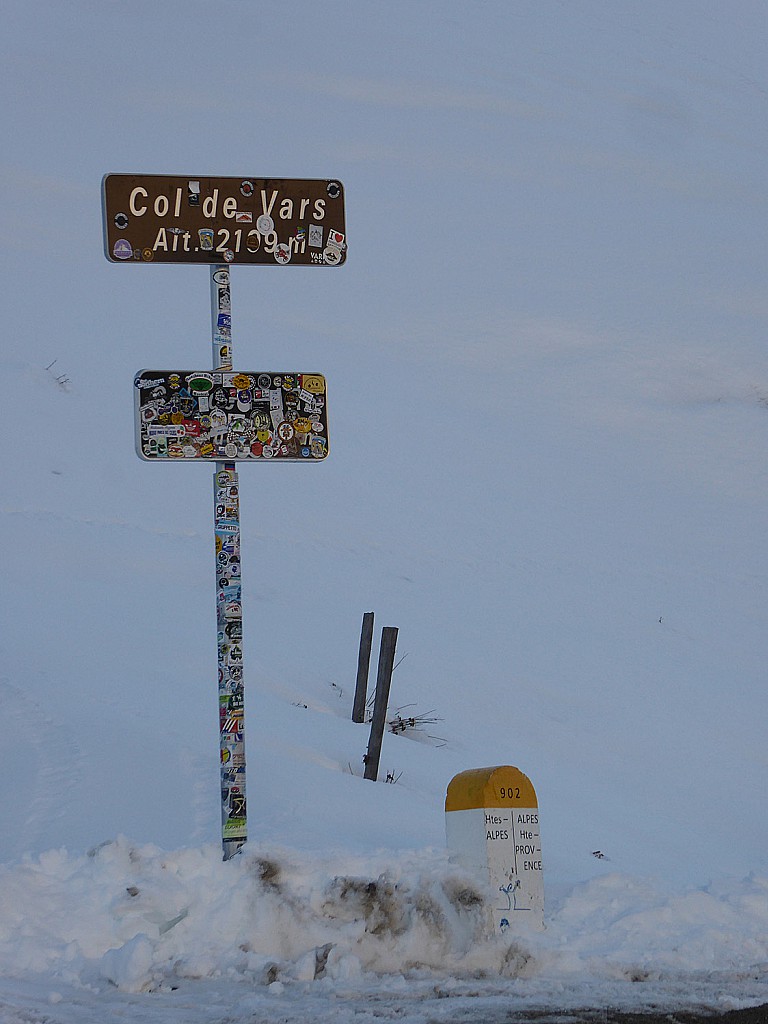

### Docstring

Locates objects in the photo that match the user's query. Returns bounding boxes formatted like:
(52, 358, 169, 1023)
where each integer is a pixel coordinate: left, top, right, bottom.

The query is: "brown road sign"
(103, 174, 346, 266)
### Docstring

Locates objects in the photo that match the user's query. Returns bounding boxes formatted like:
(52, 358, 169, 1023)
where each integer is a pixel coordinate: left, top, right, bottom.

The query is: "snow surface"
(1, 1, 768, 1020)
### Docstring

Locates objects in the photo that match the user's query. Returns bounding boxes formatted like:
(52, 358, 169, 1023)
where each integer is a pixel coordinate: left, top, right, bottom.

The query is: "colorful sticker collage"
(134, 370, 329, 461)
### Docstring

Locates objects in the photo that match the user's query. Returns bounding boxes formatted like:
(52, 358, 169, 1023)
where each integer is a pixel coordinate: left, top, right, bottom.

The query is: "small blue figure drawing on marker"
(499, 918, 510, 933)
(499, 879, 522, 910)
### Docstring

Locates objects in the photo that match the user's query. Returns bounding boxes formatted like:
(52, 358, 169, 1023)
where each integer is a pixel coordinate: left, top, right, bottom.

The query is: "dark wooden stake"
(352, 612, 374, 723)
(364, 626, 398, 781)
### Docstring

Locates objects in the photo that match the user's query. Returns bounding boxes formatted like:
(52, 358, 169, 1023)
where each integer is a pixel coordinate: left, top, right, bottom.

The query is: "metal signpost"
(105, 173, 345, 860)
(211, 264, 244, 860)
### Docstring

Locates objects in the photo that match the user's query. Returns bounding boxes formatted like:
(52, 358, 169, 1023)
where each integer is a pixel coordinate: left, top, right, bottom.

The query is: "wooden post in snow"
(364, 626, 398, 781)
(352, 612, 374, 723)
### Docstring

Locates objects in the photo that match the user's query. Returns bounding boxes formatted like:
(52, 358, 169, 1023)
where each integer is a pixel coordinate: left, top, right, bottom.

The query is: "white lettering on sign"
(148, 226, 287, 257)
(202, 190, 219, 218)
(129, 187, 148, 216)
(260, 190, 278, 217)
(151, 227, 194, 253)
(127, 184, 327, 223)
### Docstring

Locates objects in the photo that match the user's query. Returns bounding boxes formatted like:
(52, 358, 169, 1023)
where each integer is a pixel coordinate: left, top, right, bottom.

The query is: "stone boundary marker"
(445, 765, 543, 933)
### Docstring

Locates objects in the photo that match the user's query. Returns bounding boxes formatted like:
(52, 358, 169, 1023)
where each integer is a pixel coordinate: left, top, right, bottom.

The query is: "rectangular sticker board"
(104, 174, 346, 266)
(135, 371, 328, 461)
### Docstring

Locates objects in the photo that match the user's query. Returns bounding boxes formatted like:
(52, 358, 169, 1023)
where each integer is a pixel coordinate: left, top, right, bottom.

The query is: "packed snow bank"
(1, 837, 767, 1013)
(0, 838, 497, 993)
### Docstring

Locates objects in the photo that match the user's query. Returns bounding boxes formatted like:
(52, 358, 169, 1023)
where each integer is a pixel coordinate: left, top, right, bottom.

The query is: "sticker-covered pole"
(210, 263, 247, 860)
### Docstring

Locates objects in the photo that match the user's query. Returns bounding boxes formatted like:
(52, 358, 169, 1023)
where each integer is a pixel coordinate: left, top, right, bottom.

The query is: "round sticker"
(213, 269, 230, 285)
(114, 212, 129, 230)
(246, 230, 260, 253)
(257, 374, 271, 389)
(240, 180, 254, 198)
(256, 214, 274, 234)
(142, 248, 154, 261)
(327, 181, 341, 198)
(225, 443, 238, 458)
(223, 249, 235, 263)
(323, 246, 341, 265)
(274, 243, 291, 264)
(112, 238, 133, 260)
